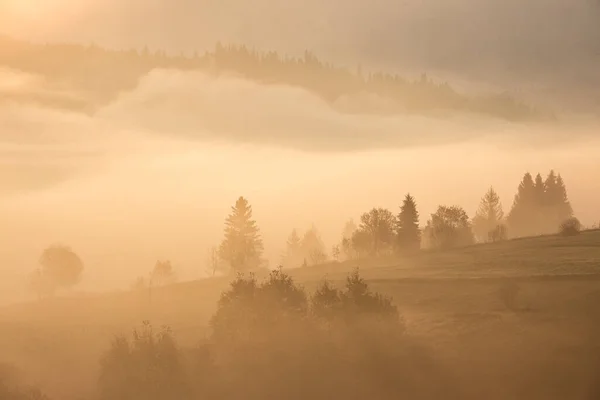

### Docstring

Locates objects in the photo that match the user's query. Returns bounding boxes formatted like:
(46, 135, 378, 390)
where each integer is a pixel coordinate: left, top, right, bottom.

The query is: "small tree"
(206, 246, 226, 277)
(354, 208, 396, 256)
(472, 187, 505, 242)
(301, 226, 327, 266)
(152, 260, 176, 286)
(395, 194, 421, 253)
(39, 245, 84, 291)
(219, 197, 264, 273)
(560, 217, 581, 236)
(281, 229, 303, 268)
(426, 206, 474, 249)
(331, 245, 341, 262)
(98, 321, 187, 400)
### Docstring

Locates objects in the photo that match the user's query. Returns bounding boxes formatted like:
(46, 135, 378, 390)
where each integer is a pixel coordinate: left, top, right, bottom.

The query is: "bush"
(560, 217, 581, 236)
(98, 321, 188, 400)
(0, 364, 50, 400)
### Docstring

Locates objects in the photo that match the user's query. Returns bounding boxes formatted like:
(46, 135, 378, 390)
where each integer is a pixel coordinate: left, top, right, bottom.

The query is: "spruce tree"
(543, 170, 573, 232)
(219, 196, 264, 272)
(472, 187, 504, 242)
(507, 172, 538, 237)
(555, 174, 573, 224)
(396, 194, 421, 252)
(282, 229, 302, 268)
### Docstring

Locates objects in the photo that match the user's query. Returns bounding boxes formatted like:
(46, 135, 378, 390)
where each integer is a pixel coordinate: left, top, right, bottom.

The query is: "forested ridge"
(0, 35, 551, 121)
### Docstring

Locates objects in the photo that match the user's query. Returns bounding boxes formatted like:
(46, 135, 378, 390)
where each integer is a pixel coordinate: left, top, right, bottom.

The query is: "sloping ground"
(1, 230, 600, 399)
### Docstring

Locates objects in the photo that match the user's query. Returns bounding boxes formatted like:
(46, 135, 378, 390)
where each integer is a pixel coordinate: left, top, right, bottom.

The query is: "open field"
(2, 230, 600, 399)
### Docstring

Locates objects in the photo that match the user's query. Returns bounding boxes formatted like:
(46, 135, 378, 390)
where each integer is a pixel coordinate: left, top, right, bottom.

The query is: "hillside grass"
(1, 230, 600, 399)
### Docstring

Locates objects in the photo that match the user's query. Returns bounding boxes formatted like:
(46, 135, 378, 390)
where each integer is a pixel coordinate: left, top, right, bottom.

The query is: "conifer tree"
(282, 229, 303, 268)
(219, 197, 264, 272)
(472, 187, 505, 242)
(555, 174, 573, 223)
(395, 194, 421, 252)
(507, 172, 539, 237)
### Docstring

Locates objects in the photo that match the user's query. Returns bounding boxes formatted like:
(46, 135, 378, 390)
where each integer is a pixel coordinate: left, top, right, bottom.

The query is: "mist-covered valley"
(1, 61, 600, 304)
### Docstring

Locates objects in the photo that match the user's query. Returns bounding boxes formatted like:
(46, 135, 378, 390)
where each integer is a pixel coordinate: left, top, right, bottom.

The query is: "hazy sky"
(1, 0, 599, 110)
(1, 0, 600, 303)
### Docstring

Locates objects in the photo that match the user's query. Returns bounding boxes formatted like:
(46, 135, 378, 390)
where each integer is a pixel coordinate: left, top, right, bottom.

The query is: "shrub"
(98, 321, 188, 400)
(560, 217, 581, 236)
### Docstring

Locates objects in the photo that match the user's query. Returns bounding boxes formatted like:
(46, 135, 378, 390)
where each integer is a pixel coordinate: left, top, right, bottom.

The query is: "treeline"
(214, 170, 579, 273)
(0, 35, 549, 121)
(6, 269, 458, 400)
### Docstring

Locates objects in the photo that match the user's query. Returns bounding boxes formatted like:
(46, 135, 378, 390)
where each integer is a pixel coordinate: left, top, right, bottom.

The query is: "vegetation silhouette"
(0, 35, 550, 122)
(97, 269, 458, 400)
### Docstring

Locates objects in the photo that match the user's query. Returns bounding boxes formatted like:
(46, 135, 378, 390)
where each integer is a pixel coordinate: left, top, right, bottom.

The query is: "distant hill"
(0, 35, 552, 122)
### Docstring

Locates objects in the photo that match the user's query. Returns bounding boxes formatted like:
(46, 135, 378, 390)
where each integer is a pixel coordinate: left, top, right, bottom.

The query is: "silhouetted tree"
(426, 206, 474, 249)
(508, 171, 574, 237)
(507, 172, 539, 237)
(353, 208, 396, 256)
(331, 245, 341, 261)
(560, 217, 581, 236)
(545, 171, 573, 230)
(39, 245, 83, 291)
(282, 229, 303, 268)
(219, 197, 264, 273)
(206, 246, 226, 277)
(395, 194, 421, 252)
(340, 219, 358, 260)
(472, 187, 505, 242)
(151, 260, 176, 286)
(98, 321, 188, 400)
(301, 226, 327, 266)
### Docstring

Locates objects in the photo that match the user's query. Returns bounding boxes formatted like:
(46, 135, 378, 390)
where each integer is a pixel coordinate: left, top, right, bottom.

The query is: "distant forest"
(0, 35, 553, 122)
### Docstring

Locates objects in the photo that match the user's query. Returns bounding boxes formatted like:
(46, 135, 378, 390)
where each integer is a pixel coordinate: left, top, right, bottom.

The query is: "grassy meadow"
(2, 229, 600, 399)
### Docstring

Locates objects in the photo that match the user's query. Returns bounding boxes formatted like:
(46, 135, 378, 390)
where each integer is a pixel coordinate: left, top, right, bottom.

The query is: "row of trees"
(24, 171, 576, 294)
(0, 35, 546, 121)
(216, 170, 576, 273)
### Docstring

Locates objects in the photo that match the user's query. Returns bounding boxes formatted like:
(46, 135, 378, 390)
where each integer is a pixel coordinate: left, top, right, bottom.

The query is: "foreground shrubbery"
(0, 364, 49, 400)
(99, 269, 459, 400)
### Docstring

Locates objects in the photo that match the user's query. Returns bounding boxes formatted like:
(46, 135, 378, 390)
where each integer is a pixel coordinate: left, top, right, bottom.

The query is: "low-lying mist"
(1, 67, 599, 304)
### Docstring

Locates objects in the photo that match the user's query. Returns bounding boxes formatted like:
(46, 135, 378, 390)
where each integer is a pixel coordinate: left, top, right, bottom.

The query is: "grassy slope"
(1, 230, 600, 399)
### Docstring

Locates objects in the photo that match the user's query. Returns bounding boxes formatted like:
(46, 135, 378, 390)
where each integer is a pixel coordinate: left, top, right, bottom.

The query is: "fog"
(1, 0, 600, 112)
(1, 65, 599, 304)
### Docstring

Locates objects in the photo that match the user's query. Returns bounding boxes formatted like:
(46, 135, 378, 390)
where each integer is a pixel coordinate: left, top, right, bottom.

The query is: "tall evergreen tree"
(534, 173, 546, 205)
(395, 194, 421, 252)
(555, 174, 573, 223)
(281, 229, 302, 268)
(507, 172, 539, 237)
(472, 187, 504, 242)
(219, 197, 263, 272)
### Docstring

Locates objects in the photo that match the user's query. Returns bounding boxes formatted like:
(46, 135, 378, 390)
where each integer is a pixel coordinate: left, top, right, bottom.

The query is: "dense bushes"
(98, 269, 458, 400)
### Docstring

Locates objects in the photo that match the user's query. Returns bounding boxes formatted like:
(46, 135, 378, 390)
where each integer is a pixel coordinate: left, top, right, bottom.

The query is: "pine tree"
(282, 229, 303, 268)
(507, 172, 539, 237)
(395, 194, 421, 252)
(543, 170, 573, 232)
(534, 173, 546, 206)
(219, 197, 264, 273)
(555, 174, 573, 224)
(472, 187, 505, 242)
